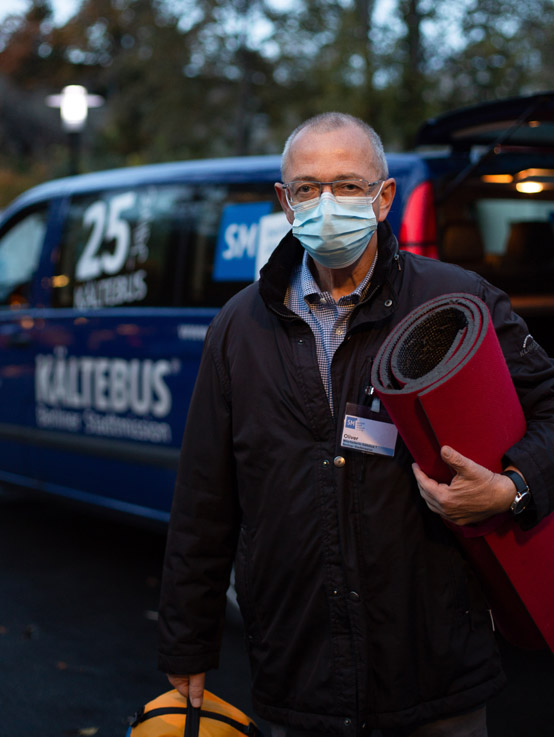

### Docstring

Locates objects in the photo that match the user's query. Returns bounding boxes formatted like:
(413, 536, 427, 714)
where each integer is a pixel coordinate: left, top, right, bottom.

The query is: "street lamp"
(46, 85, 104, 175)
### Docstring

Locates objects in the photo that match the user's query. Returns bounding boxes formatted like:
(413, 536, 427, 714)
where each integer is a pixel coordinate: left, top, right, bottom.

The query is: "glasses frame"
(282, 178, 384, 207)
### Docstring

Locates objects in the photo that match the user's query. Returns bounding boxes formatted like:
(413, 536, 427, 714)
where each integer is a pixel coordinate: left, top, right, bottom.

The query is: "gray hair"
(281, 112, 388, 181)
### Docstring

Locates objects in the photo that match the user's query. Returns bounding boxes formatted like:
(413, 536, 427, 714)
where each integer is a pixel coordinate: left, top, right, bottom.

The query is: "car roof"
(416, 90, 554, 150)
(3, 155, 284, 214)
(2, 151, 429, 220)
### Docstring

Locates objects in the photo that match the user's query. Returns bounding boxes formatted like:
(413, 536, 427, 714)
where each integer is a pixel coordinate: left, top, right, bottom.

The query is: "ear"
(376, 178, 396, 223)
(275, 182, 295, 225)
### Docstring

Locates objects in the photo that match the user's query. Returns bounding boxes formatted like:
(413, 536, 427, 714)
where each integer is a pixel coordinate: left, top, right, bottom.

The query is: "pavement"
(0, 489, 552, 736)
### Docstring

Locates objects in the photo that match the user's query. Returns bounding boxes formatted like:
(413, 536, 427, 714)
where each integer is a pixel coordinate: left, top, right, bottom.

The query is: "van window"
(52, 182, 280, 310)
(474, 199, 554, 291)
(439, 188, 554, 295)
(0, 208, 47, 307)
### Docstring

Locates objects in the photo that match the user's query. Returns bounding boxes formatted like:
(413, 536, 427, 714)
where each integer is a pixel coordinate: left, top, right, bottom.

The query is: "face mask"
(292, 192, 378, 269)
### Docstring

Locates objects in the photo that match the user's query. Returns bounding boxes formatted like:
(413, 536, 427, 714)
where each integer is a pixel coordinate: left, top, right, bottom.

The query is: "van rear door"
(417, 91, 554, 150)
(417, 91, 554, 354)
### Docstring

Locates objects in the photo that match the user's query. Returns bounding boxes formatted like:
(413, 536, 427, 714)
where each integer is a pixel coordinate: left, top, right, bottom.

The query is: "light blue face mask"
(292, 192, 378, 269)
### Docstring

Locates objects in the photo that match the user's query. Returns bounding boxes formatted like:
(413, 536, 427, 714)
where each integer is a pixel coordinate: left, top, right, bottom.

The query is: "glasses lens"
(333, 180, 368, 197)
(366, 180, 384, 200)
(286, 179, 383, 205)
(288, 181, 321, 204)
(333, 179, 383, 199)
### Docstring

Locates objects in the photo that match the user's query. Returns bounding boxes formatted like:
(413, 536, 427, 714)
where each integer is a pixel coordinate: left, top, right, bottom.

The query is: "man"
(158, 113, 554, 736)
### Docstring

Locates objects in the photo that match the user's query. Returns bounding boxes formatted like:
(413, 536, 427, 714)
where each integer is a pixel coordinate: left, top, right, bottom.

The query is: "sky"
(0, 0, 397, 31)
(0, 0, 391, 25)
(0, 0, 301, 25)
(0, 0, 77, 24)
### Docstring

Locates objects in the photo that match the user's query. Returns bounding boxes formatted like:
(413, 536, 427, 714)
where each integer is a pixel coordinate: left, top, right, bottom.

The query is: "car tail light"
(398, 180, 439, 259)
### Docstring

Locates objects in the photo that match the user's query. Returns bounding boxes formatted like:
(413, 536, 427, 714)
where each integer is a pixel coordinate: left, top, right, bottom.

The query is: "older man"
(158, 113, 554, 736)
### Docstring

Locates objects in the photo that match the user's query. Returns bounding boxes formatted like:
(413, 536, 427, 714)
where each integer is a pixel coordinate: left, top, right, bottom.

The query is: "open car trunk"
(418, 91, 554, 354)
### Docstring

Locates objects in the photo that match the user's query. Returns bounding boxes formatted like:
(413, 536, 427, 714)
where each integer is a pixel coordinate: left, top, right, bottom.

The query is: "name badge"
(341, 401, 398, 457)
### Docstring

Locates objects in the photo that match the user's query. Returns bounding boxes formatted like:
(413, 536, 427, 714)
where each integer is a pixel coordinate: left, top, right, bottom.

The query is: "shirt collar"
(300, 250, 377, 306)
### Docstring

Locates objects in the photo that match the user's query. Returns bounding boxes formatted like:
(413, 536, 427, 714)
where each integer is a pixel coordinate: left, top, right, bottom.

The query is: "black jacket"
(158, 222, 554, 733)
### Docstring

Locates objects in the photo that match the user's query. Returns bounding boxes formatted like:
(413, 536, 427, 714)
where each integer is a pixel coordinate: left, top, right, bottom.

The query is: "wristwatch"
(501, 469, 532, 515)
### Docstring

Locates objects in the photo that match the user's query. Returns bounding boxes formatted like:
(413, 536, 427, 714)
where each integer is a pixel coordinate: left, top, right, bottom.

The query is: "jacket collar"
(258, 220, 400, 318)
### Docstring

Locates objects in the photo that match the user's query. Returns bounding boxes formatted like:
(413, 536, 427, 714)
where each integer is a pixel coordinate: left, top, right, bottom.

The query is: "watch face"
(512, 490, 531, 514)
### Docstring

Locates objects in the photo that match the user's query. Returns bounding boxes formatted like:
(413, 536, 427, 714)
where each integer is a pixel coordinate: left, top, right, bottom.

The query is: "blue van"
(1, 91, 553, 521)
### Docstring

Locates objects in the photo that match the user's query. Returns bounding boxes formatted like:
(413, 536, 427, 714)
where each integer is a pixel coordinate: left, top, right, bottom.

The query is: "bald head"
(281, 112, 388, 182)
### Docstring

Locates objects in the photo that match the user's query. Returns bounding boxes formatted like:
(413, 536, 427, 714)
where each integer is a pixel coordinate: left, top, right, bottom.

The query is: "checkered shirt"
(284, 250, 378, 411)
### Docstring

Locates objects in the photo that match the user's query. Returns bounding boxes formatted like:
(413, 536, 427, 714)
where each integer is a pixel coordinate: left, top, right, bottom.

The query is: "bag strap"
(130, 702, 263, 737)
(184, 703, 201, 737)
(184, 705, 262, 737)
(129, 706, 189, 727)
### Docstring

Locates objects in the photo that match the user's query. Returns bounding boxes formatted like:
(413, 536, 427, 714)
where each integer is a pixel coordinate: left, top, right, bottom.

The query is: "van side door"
(32, 180, 283, 520)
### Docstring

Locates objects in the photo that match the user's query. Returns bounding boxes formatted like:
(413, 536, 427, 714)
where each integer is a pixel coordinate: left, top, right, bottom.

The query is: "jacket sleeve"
(158, 323, 240, 675)
(482, 279, 554, 528)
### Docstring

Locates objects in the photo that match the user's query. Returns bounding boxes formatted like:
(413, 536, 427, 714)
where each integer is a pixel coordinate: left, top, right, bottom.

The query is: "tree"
(1, 0, 554, 209)
(0, 0, 70, 189)
(427, 0, 554, 110)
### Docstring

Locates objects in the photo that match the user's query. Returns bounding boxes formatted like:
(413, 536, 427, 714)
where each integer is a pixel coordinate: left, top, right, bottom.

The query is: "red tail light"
(398, 180, 439, 259)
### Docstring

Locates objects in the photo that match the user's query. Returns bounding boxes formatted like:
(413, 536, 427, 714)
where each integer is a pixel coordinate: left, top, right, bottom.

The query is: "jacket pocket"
(448, 548, 493, 630)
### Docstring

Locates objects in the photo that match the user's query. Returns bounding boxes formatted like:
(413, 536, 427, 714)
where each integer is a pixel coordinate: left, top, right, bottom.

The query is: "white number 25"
(76, 191, 137, 281)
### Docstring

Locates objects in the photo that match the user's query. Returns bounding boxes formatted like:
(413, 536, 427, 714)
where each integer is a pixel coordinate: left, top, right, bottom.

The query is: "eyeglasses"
(282, 178, 384, 207)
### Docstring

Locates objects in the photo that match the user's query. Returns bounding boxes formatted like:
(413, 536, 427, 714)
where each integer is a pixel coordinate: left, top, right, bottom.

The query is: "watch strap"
(501, 469, 531, 514)
(501, 469, 527, 492)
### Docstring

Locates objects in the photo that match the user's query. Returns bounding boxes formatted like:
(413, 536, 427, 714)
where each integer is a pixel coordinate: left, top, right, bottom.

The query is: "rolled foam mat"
(371, 292, 554, 651)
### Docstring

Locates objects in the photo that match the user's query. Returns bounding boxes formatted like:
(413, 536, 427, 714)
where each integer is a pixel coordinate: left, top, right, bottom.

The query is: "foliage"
(0, 0, 553, 206)
(431, 0, 554, 109)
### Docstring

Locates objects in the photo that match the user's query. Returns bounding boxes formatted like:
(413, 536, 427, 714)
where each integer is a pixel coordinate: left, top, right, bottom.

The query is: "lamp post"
(46, 85, 104, 176)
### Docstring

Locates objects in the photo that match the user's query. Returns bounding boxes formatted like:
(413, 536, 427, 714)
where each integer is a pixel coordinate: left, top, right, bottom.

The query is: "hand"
(412, 445, 518, 526)
(167, 672, 206, 708)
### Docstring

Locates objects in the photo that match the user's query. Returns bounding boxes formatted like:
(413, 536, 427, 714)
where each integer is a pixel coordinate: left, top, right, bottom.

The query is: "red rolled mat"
(371, 292, 554, 651)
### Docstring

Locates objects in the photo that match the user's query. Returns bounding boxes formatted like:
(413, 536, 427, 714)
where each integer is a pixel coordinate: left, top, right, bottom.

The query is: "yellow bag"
(127, 689, 263, 737)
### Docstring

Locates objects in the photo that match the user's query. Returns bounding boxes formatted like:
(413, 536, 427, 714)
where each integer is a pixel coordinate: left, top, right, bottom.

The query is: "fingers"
(411, 462, 430, 487)
(412, 462, 441, 498)
(412, 463, 443, 514)
(440, 445, 469, 474)
(167, 674, 189, 697)
(414, 447, 474, 483)
(412, 448, 504, 525)
(188, 672, 206, 708)
(167, 673, 206, 708)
